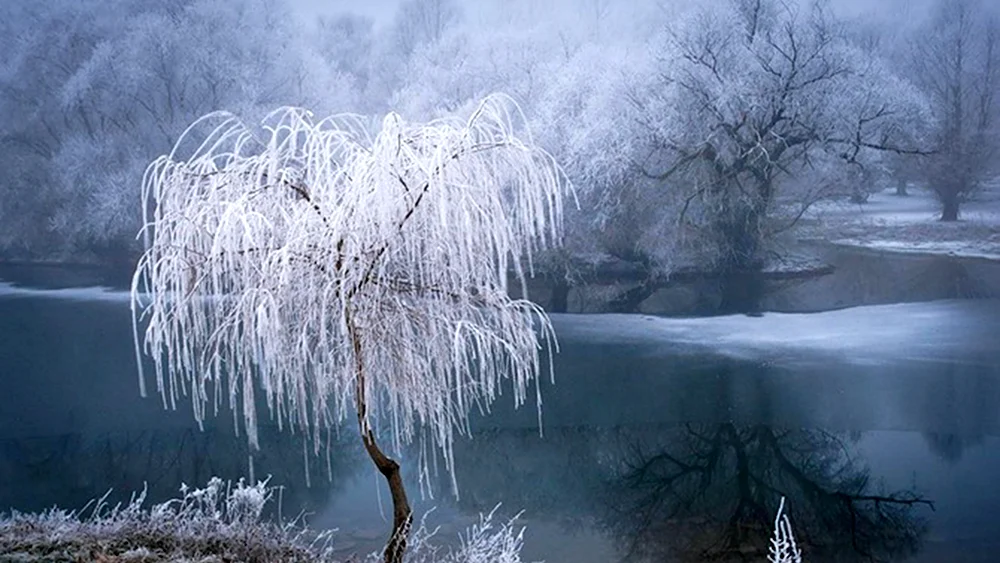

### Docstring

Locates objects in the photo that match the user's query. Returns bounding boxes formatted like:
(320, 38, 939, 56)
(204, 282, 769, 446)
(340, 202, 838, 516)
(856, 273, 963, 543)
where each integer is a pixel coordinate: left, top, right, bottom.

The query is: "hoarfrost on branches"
(0, 478, 534, 563)
(768, 497, 803, 563)
(131, 94, 569, 498)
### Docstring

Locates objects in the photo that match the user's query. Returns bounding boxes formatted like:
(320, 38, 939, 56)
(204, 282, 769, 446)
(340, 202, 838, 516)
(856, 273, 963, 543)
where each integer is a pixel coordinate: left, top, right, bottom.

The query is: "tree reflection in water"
(604, 423, 933, 562)
(6, 421, 935, 560)
(922, 432, 985, 464)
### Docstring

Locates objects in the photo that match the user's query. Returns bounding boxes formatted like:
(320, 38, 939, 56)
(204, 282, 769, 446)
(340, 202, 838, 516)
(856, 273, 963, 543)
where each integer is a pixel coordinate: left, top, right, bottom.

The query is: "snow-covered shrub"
(0, 477, 332, 562)
(0, 478, 532, 563)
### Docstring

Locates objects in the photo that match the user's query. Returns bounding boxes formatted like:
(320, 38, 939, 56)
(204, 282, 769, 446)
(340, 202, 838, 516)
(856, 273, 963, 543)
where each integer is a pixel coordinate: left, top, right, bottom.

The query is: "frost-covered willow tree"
(131, 95, 568, 563)
(389, 4, 663, 290)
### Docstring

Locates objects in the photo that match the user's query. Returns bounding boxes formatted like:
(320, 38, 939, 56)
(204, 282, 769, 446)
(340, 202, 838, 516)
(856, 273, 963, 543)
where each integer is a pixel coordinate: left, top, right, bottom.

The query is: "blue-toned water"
(2, 271, 998, 562)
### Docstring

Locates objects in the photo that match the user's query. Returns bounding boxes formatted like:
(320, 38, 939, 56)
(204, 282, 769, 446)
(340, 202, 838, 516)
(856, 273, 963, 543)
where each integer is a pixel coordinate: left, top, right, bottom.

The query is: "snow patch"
(830, 239, 1000, 261)
(809, 189, 1000, 224)
(803, 189, 1000, 262)
(553, 300, 998, 364)
(0, 281, 130, 302)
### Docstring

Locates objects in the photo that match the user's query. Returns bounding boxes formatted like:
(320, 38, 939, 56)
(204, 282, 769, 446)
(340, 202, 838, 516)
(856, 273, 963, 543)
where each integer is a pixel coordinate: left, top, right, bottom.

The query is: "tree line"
(0, 0, 997, 272)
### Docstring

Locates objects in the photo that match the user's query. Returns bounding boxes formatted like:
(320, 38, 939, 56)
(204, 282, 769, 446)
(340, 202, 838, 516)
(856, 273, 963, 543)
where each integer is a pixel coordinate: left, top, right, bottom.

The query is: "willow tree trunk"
(362, 429, 412, 563)
(347, 308, 413, 563)
(713, 192, 768, 315)
(549, 278, 570, 313)
(718, 270, 765, 315)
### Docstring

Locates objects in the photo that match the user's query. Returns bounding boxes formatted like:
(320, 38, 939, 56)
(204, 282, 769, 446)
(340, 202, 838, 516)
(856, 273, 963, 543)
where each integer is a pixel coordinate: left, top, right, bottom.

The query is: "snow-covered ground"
(800, 186, 1000, 261)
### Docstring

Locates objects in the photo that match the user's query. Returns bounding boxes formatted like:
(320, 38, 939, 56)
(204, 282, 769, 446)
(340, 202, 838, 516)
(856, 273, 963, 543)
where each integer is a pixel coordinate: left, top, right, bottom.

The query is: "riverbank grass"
(0, 478, 528, 563)
(0, 477, 336, 562)
(2, 477, 800, 562)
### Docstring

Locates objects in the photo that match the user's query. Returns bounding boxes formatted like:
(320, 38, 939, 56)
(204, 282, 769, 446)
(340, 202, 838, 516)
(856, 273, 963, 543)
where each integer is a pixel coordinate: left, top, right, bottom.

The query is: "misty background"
(1, 0, 998, 302)
(3, 2, 1000, 560)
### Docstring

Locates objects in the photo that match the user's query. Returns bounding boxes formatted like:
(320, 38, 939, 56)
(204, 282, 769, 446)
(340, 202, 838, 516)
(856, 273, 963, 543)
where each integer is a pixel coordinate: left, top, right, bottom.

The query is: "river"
(1, 267, 998, 562)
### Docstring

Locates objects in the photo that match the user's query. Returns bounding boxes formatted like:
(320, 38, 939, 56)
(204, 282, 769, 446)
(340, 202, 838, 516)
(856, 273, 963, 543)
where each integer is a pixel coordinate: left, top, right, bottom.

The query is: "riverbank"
(0, 478, 529, 563)
(4, 243, 999, 317)
(4, 187, 999, 316)
(0, 478, 337, 563)
(513, 242, 1000, 315)
(799, 186, 1000, 261)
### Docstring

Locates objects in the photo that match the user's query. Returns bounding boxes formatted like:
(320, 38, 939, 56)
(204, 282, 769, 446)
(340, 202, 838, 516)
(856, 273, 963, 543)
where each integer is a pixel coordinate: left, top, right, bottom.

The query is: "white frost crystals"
(129, 94, 569, 495)
(768, 497, 803, 563)
(0, 477, 532, 563)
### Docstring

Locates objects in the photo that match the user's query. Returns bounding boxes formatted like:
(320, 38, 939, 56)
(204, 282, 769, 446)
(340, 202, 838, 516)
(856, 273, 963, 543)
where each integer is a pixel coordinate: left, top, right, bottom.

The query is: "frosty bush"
(0, 479, 532, 563)
(0, 477, 335, 562)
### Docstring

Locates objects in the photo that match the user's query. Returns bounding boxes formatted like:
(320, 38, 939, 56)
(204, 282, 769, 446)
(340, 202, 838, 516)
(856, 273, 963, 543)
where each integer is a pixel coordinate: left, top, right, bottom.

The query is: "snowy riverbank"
(801, 187, 1000, 261)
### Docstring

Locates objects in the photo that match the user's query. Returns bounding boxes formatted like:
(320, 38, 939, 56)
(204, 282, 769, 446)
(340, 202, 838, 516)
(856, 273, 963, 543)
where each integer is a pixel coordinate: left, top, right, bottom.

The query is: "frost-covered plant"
(1, 478, 534, 563)
(363, 506, 528, 563)
(131, 95, 569, 562)
(768, 497, 803, 563)
(441, 506, 526, 563)
(0, 477, 338, 562)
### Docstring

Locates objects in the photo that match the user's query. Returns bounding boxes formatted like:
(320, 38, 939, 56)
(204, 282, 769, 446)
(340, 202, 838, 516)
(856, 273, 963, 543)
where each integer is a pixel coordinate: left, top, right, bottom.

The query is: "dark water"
(1, 276, 999, 562)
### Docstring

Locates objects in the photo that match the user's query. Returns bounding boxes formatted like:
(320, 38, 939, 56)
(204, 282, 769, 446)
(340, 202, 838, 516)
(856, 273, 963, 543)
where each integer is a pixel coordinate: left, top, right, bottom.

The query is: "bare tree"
(636, 0, 929, 280)
(130, 96, 568, 563)
(912, 0, 1000, 220)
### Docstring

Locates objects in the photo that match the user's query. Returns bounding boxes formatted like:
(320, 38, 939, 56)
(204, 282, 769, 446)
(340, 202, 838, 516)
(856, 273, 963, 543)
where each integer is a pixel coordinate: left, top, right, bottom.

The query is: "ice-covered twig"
(768, 496, 803, 563)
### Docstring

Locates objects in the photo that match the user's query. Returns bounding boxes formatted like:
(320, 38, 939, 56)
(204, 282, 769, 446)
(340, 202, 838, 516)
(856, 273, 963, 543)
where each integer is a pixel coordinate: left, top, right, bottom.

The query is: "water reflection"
(429, 422, 935, 562)
(921, 432, 985, 464)
(2, 286, 999, 561)
(0, 424, 362, 516)
(604, 424, 932, 562)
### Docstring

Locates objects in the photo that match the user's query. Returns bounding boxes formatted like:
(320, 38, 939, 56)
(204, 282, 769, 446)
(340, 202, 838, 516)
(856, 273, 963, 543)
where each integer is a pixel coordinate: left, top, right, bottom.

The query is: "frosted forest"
(2, 0, 998, 276)
(1, 0, 1000, 562)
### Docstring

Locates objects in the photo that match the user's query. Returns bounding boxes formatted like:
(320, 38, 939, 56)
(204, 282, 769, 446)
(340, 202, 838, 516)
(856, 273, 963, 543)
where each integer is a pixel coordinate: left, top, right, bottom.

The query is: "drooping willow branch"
(131, 95, 570, 500)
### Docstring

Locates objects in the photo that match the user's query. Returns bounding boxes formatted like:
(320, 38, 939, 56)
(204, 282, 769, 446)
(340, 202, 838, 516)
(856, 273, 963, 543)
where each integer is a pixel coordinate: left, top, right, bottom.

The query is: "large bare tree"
(130, 96, 568, 563)
(911, 0, 999, 221)
(636, 0, 929, 280)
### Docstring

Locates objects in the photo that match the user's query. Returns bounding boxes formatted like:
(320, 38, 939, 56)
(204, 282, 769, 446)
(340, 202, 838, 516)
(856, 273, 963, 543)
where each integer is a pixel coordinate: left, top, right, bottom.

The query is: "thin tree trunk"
(608, 278, 657, 313)
(718, 270, 764, 316)
(362, 428, 412, 563)
(940, 193, 960, 221)
(346, 307, 413, 563)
